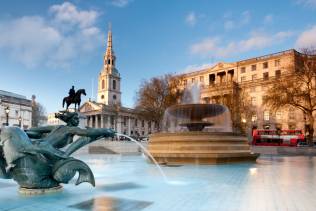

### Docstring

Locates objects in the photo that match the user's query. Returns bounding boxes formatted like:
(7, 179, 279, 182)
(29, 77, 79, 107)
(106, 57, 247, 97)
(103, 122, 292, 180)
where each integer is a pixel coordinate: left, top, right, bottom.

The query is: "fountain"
(148, 83, 259, 164)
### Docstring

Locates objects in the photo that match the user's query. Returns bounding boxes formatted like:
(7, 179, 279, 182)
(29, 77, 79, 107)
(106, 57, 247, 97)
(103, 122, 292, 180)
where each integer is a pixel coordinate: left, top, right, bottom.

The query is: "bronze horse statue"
(63, 89, 86, 111)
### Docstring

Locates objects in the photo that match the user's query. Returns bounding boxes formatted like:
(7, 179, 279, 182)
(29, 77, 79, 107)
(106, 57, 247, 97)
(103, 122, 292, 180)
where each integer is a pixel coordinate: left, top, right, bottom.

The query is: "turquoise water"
(1, 154, 316, 211)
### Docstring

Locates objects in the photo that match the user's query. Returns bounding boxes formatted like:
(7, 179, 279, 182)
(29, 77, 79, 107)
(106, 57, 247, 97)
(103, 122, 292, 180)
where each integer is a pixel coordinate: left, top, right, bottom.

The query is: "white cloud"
(263, 14, 273, 24)
(50, 2, 98, 28)
(296, 0, 316, 8)
(190, 31, 292, 58)
(111, 0, 133, 7)
(223, 10, 251, 30)
(186, 12, 197, 26)
(0, 2, 102, 68)
(295, 25, 316, 49)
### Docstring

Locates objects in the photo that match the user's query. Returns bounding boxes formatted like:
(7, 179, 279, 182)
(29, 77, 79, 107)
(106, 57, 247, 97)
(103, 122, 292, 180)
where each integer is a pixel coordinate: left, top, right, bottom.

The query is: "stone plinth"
(148, 132, 258, 165)
(19, 185, 63, 195)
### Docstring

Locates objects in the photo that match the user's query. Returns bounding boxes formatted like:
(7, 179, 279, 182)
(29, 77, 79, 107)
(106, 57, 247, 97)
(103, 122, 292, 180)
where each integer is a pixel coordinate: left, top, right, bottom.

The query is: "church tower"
(97, 25, 121, 105)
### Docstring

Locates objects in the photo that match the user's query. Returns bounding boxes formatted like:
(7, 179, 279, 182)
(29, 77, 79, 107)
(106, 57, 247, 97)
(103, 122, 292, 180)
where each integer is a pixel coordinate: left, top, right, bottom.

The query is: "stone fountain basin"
(167, 104, 226, 121)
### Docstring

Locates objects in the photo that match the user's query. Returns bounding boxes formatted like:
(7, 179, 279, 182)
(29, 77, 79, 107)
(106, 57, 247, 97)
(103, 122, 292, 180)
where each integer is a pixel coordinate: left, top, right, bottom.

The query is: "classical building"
(80, 28, 156, 138)
(0, 90, 32, 129)
(180, 49, 316, 134)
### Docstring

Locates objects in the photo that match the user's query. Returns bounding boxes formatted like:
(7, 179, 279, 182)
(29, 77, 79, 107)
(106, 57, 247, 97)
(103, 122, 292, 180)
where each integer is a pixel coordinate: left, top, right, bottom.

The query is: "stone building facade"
(80, 28, 156, 138)
(0, 90, 32, 129)
(180, 49, 316, 134)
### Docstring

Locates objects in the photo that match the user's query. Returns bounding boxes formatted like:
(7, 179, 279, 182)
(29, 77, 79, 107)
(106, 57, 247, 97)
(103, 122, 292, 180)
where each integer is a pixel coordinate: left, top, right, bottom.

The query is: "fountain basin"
(148, 132, 259, 164)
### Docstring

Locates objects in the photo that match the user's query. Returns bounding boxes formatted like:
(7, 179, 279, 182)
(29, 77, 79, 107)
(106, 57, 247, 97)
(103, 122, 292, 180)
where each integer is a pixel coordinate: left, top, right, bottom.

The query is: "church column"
(100, 114, 104, 128)
(86, 116, 90, 127)
(128, 117, 131, 136)
(95, 115, 99, 128)
(116, 115, 121, 134)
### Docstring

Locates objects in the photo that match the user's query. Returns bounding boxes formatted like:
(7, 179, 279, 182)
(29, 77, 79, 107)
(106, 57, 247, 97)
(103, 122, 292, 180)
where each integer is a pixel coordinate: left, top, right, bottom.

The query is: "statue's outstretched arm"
(69, 127, 115, 139)
(63, 127, 116, 155)
(27, 125, 57, 133)
(26, 126, 57, 139)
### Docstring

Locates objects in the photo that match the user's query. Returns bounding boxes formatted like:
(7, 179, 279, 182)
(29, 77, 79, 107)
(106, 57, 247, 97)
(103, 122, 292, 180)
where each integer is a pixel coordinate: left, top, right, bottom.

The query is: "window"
(200, 76, 204, 83)
(101, 95, 104, 99)
(113, 80, 116, 90)
(135, 119, 138, 126)
(250, 87, 256, 92)
(241, 76, 246, 82)
(102, 80, 105, 89)
(275, 59, 280, 67)
(191, 78, 195, 83)
(108, 59, 111, 64)
(251, 114, 257, 122)
(241, 67, 246, 73)
(148, 121, 151, 128)
(263, 72, 269, 80)
(264, 111, 270, 121)
(275, 70, 281, 78)
(276, 111, 282, 120)
(113, 95, 116, 100)
(251, 97, 257, 106)
(209, 74, 215, 85)
(251, 64, 256, 71)
(252, 74, 257, 81)
(263, 62, 268, 69)
(142, 120, 145, 127)
(183, 79, 187, 86)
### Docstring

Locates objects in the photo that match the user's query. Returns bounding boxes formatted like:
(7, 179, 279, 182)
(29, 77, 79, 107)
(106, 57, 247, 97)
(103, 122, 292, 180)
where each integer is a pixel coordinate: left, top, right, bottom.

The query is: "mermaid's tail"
(52, 158, 95, 186)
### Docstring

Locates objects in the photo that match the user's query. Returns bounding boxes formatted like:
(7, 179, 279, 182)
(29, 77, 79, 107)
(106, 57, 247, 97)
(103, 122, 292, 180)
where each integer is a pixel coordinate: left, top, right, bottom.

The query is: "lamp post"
(5, 106, 10, 126)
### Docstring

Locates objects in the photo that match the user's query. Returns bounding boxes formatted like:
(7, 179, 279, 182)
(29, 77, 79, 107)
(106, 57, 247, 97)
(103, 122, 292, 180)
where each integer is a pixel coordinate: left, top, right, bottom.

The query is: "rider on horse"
(69, 86, 75, 101)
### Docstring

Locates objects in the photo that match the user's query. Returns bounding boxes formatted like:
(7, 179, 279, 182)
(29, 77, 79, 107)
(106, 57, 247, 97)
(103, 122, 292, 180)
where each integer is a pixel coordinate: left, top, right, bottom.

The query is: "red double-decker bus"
(252, 129, 305, 146)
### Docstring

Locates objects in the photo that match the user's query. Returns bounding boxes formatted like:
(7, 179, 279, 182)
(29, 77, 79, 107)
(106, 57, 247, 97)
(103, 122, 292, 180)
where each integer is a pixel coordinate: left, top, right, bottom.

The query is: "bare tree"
(218, 83, 253, 134)
(263, 49, 316, 145)
(135, 74, 183, 131)
(31, 95, 47, 127)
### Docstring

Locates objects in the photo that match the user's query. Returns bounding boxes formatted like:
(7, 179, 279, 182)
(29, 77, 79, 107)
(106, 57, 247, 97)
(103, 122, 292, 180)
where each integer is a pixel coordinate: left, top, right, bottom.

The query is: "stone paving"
(1, 154, 316, 211)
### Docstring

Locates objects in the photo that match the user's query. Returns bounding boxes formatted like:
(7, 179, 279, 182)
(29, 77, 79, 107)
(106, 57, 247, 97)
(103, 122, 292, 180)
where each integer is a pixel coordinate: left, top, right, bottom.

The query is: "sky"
(0, 0, 316, 113)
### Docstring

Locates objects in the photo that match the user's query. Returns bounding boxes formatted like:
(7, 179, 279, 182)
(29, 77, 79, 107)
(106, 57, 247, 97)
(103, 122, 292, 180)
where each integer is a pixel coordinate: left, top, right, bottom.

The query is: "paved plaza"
(0, 154, 316, 211)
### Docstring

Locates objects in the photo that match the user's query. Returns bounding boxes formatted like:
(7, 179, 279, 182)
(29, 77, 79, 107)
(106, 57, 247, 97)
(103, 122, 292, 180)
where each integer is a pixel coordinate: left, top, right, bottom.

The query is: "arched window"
(113, 95, 117, 100)
(101, 95, 104, 99)
(102, 80, 105, 89)
(108, 59, 111, 64)
(113, 80, 116, 90)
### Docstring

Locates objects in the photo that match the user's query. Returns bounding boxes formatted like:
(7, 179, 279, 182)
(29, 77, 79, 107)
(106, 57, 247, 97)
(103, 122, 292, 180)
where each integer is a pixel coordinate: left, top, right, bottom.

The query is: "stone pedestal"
(19, 185, 63, 195)
(148, 132, 259, 165)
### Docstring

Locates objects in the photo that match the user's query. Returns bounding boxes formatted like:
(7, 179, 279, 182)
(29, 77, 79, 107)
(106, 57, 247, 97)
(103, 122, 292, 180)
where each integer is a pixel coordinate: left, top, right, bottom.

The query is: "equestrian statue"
(63, 86, 86, 111)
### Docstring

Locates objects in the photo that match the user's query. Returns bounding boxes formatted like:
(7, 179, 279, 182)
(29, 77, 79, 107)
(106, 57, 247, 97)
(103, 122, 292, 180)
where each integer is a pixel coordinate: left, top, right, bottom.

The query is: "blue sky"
(0, 0, 316, 113)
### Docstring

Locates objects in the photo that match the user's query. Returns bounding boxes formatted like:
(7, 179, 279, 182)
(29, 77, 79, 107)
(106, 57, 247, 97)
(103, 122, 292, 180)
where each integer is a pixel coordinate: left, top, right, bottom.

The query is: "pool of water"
(1, 154, 316, 211)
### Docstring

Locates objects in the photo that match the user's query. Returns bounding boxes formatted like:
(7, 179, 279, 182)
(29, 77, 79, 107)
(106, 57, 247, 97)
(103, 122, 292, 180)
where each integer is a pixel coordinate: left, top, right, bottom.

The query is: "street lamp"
(5, 106, 10, 126)
(18, 116, 22, 127)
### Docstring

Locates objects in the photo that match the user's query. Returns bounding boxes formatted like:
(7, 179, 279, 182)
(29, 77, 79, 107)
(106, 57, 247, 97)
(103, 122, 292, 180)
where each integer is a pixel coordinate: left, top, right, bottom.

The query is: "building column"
(100, 114, 104, 128)
(86, 116, 90, 127)
(95, 115, 99, 128)
(128, 117, 131, 136)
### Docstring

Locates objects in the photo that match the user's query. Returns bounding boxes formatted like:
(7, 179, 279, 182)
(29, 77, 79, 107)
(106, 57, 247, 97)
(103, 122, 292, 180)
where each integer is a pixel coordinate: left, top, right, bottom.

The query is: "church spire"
(106, 22, 113, 56)
(104, 22, 116, 69)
